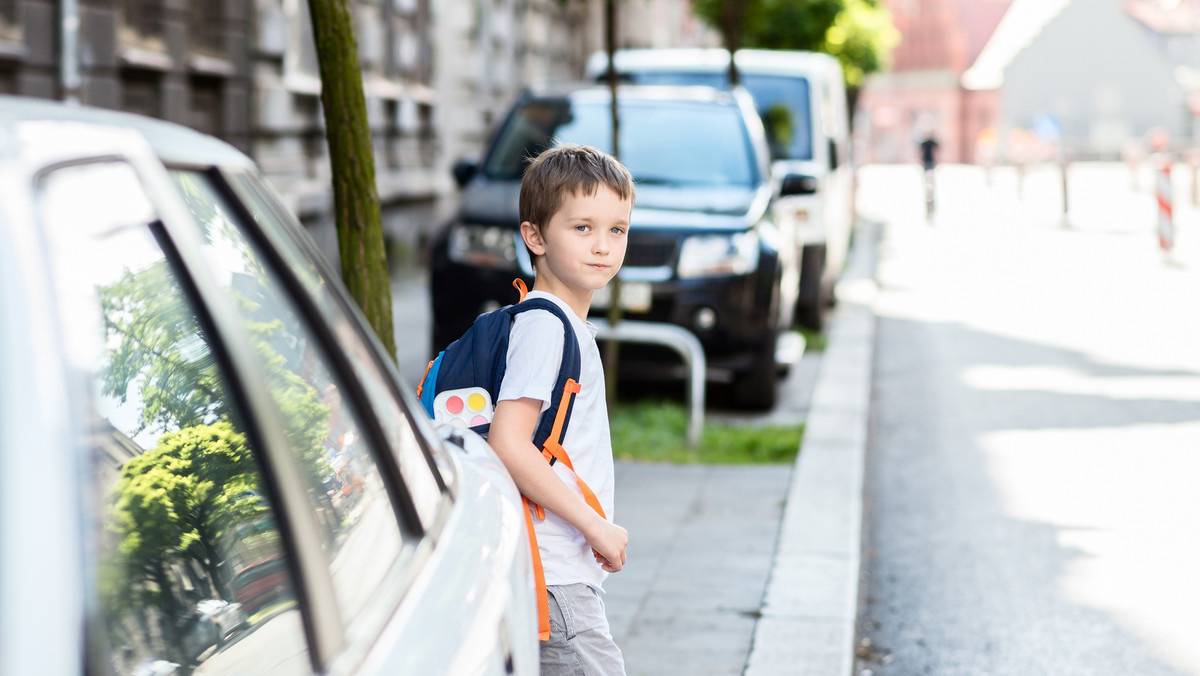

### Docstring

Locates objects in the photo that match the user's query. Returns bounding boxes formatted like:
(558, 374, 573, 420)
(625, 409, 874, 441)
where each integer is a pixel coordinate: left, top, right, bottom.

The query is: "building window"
(190, 76, 223, 136)
(122, 69, 161, 119)
(417, 102, 436, 169)
(385, 99, 402, 169)
(123, 0, 163, 39)
(0, 0, 21, 44)
(189, 0, 225, 56)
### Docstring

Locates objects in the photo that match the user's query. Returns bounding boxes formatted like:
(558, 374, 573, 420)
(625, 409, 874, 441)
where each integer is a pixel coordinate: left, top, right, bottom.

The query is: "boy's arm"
(489, 397, 628, 573)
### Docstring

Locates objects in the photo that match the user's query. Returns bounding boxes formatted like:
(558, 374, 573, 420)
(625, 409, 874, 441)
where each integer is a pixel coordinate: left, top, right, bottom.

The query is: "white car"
(0, 96, 538, 676)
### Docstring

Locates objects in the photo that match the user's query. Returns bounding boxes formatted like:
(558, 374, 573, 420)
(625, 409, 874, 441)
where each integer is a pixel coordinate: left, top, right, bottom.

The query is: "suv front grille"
(624, 235, 677, 268)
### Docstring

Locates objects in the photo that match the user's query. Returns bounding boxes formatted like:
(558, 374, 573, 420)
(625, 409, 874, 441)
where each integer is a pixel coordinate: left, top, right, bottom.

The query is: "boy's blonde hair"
(519, 143, 636, 233)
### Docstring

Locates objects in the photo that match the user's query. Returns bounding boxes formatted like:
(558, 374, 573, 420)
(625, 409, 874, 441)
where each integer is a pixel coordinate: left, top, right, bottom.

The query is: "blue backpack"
(417, 281, 581, 458)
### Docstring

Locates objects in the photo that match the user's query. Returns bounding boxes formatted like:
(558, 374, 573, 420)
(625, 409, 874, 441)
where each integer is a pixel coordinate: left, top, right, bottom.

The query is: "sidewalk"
(605, 218, 879, 676)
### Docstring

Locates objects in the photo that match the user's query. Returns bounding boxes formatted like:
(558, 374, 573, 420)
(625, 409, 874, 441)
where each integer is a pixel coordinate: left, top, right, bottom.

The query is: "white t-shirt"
(496, 290, 615, 590)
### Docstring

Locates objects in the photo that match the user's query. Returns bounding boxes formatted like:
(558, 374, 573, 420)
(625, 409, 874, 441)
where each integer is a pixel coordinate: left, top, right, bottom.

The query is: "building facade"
(857, 0, 1011, 164)
(0, 0, 714, 265)
(1002, 0, 1200, 158)
(0, 0, 253, 145)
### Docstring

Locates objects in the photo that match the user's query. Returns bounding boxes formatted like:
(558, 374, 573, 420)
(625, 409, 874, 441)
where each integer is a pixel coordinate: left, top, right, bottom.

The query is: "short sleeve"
(497, 309, 566, 414)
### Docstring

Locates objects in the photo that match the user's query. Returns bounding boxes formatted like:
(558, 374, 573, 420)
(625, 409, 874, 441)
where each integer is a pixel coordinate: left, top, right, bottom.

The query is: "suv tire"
(731, 334, 779, 411)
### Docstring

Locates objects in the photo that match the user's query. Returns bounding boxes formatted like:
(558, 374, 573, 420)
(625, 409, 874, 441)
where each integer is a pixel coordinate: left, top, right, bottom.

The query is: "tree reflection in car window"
(223, 170, 451, 520)
(168, 170, 405, 630)
(37, 161, 310, 674)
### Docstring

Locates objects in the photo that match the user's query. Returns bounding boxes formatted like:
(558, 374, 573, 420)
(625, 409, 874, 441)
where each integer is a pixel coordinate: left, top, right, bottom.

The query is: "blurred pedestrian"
(919, 133, 939, 217)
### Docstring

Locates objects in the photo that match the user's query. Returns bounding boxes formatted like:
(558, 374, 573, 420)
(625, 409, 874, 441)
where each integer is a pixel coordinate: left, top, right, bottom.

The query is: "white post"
(59, 0, 81, 105)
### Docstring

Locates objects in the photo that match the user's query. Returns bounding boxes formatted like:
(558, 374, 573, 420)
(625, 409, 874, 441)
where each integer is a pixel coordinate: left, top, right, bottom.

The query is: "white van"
(586, 48, 853, 330)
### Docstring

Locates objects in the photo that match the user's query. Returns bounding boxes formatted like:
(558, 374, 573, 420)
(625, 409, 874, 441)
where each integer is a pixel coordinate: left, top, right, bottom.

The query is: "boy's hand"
(584, 517, 628, 573)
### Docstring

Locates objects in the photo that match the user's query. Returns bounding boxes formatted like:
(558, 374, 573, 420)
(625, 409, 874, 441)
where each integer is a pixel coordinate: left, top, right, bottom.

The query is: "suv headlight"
(677, 232, 760, 278)
(448, 224, 519, 270)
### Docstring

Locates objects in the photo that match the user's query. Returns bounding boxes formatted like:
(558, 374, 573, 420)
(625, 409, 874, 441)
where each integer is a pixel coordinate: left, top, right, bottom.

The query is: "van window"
(621, 72, 814, 161)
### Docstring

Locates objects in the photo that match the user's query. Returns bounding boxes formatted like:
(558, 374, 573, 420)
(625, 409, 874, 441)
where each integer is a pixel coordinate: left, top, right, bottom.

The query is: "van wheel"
(796, 245, 827, 331)
(731, 338, 779, 411)
(796, 297, 824, 332)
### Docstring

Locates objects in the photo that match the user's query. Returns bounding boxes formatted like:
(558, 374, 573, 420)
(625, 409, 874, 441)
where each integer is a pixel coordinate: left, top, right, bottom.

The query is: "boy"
(488, 143, 634, 675)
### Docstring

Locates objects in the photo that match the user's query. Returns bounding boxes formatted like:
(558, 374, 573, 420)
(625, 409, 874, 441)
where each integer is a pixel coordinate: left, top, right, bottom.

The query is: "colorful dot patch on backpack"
(433, 387, 494, 428)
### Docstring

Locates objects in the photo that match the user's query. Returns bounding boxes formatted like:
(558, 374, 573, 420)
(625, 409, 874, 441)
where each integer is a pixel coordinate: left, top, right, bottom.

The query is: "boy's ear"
(520, 220, 546, 256)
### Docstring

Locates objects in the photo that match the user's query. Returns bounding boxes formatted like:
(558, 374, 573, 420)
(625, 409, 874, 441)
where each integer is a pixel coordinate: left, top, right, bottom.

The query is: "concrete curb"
(745, 219, 879, 676)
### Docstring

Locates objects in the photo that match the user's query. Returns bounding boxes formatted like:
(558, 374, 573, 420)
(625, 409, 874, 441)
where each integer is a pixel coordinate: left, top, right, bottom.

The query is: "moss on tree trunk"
(306, 0, 397, 360)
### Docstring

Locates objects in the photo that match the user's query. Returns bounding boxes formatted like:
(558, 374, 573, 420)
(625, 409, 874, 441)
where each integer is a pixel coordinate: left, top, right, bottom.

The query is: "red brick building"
(858, 0, 1011, 164)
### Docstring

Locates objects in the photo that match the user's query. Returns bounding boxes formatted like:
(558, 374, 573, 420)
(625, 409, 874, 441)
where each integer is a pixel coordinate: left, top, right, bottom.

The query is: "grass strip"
(611, 399, 802, 464)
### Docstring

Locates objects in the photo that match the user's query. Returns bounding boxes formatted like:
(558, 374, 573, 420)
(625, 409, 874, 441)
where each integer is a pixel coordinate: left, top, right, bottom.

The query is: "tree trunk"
(306, 0, 397, 359)
(722, 0, 745, 86)
(604, 0, 623, 410)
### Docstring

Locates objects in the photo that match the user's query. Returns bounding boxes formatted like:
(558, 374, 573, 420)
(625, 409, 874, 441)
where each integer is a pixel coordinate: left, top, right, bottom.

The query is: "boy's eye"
(575, 224, 590, 233)
(610, 226, 626, 235)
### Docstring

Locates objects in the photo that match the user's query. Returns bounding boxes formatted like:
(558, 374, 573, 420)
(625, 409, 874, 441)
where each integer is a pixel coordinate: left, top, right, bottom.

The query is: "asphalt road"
(855, 164, 1200, 675)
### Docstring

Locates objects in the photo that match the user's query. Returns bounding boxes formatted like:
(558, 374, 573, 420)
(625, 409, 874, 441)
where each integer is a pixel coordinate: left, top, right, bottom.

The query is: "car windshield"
(482, 96, 758, 188)
(620, 72, 813, 161)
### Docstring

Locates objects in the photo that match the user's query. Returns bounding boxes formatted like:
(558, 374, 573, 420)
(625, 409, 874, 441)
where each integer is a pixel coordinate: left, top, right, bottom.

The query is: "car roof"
(526, 83, 743, 106)
(586, 48, 839, 78)
(0, 95, 254, 168)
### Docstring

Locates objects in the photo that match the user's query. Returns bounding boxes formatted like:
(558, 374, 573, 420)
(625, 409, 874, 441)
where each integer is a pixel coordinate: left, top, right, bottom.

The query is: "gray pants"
(541, 583, 627, 676)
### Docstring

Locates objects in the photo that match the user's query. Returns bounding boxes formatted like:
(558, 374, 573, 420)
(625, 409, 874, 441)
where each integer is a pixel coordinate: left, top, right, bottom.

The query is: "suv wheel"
(731, 335, 779, 411)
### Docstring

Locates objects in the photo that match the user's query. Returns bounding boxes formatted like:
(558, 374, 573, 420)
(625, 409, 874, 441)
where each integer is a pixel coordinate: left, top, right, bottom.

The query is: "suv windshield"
(482, 95, 758, 188)
(618, 73, 813, 161)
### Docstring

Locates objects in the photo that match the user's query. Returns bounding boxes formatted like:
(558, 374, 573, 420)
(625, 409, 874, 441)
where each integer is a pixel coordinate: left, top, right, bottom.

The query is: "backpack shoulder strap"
(505, 298, 582, 451)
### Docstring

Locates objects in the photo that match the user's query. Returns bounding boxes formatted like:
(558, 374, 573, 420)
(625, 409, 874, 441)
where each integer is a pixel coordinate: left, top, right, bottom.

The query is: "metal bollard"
(591, 319, 706, 448)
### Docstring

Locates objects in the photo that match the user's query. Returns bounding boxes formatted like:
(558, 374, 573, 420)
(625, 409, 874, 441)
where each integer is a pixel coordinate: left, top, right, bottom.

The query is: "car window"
(167, 170, 409, 630)
(220, 169, 455, 508)
(483, 97, 758, 187)
(622, 72, 814, 161)
(37, 160, 311, 675)
(741, 75, 814, 161)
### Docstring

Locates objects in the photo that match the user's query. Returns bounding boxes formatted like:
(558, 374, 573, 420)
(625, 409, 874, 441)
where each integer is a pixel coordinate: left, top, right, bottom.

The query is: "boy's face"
(521, 185, 632, 297)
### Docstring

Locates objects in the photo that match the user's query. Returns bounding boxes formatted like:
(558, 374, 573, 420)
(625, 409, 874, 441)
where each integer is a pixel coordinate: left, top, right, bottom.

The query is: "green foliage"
(823, 0, 900, 87)
(611, 400, 802, 464)
(691, 0, 898, 88)
(797, 326, 827, 352)
(101, 263, 227, 434)
(745, 0, 843, 52)
(107, 422, 266, 611)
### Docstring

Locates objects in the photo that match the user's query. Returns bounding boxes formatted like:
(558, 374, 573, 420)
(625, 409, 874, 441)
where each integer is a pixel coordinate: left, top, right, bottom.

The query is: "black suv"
(430, 85, 805, 409)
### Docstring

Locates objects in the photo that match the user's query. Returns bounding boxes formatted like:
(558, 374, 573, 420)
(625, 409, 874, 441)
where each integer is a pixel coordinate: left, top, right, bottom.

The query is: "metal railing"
(592, 319, 705, 448)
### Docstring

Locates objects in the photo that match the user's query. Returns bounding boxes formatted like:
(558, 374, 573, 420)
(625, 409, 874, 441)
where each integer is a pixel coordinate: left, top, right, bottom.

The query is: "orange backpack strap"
(531, 378, 607, 519)
(415, 358, 435, 398)
(512, 277, 529, 302)
(522, 496, 551, 641)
